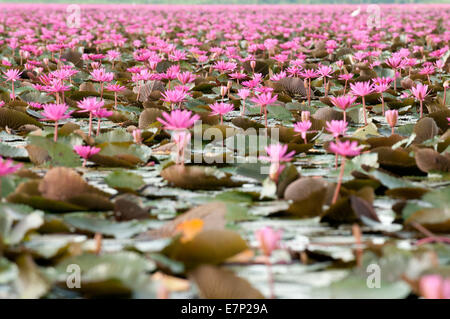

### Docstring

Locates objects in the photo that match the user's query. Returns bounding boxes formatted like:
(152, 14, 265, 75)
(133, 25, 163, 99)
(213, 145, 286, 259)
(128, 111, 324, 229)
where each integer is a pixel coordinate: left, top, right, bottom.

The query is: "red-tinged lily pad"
(161, 165, 244, 190)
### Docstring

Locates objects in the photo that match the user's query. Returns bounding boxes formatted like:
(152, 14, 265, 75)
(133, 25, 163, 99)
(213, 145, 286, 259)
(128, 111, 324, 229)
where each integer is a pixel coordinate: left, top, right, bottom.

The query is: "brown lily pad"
(413, 117, 440, 144)
(189, 265, 265, 299)
(415, 148, 450, 173)
(161, 165, 244, 190)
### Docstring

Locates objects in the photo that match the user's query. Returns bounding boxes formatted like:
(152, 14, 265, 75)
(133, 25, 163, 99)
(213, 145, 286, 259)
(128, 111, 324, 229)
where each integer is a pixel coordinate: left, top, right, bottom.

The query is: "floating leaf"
(105, 171, 145, 192)
(161, 165, 243, 190)
(189, 265, 264, 299)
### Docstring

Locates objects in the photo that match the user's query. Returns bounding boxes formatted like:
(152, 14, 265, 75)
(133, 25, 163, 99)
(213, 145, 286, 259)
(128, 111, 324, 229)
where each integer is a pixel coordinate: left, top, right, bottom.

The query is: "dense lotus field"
(0, 3, 449, 299)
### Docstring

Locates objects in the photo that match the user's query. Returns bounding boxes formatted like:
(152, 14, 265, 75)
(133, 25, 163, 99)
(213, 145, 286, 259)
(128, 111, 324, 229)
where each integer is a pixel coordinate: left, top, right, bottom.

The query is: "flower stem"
(419, 100, 423, 118)
(362, 96, 367, 126)
(265, 255, 275, 299)
(54, 121, 58, 142)
(332, 156, 346, 204)
(88, 112, 93, 137)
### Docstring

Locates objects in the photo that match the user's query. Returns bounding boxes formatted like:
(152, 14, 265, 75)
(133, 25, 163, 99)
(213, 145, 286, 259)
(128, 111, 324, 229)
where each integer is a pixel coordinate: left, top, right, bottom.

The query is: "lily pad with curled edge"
(404, 186, 450, 233)
(161, 165, 244, 190)
(7, 168, 113, 212)
(0, 143, 28, 160)
(415, 148, 450, 173)
(44, 252, 156, 297)
(427, 109, 450, 131)
(66, 90, 115, 101)
(140, 201, 229, 240)
(321, 187, 376, 225)
(366, 134, 404, 149)
(371, 146, 419, 175)
(0, 205, 44, 245)
(162, 229, 248, 269)
(189, 265, 264, 299)
(0, 108, 43, 129)
(242, 59, 269, 76)
(138, 108, 163, 129)
(231, 116, 265, 130)
(276, 164, 300, 198)
(369, 169, 418, 189)
(283, 177, 328, 218)
(26, 135, 81, 167)
(278, 77, 307, 97)
(90, 142, 152, 168)
(413, 117, 440, 144)
(385, 187, 429, 200)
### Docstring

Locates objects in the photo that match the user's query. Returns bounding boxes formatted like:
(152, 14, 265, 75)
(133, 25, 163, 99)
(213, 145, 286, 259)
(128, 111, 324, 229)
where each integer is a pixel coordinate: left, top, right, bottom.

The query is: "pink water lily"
(3, 68, 22, 100)
(293, 120, 312, 144)
(209, 102, 234, 124)
(157, 110, 200, 131)
(350, 81, 374, 125)
(251, 92, 278, 127)
(73, 145, 101, 167)
(330, 140, 362, 204)
(411, 83, 430, 118)
(41, 103, 73, 142)
(256, 226, 282, 299)
(77, 97, 104, 137)
(260, 143, 295, 182)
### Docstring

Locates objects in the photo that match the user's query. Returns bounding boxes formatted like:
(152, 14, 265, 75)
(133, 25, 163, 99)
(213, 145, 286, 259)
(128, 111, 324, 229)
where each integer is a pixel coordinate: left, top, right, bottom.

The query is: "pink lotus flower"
(350, 81, 374, 125)
(301, 69, 319, 106)
(411, 83, 430, 118)
(255, 226, 282, 299)
(419, 275, 450, 299)
(385, 110, 398, 135)
(41, 103, 73, 142)
(92, 108, 113, 136)
(256, 226, 282, 257)
(373, 77, 393, 115)
(3, 68, 22, 82)
(260, 143, 295, 182)
(157, 110, 200, 131)
(177, 71, 196, 85)
(330, 140, 362, 158)
(260, 143, 295, 164)
(251, 92, 278, 127)
(3, 68, 22, 100)
(350, 81, 374, 97)
(330, 140, 362, 204)
(161, 87, 187, 109)
(0, 157, 23, 177)
(106, 83, 126, 109)
(77, 97, 104, 137)
(73, 145, 101, 167)
(209, 102, 234, 125)
(90, 68, 114, 97)
(213, 60, 237, 73)
(326, 120, 348, 139)
(338, 73, 354, 94)
(329, 95, 357, 123)
(293, 120, 312, 144)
